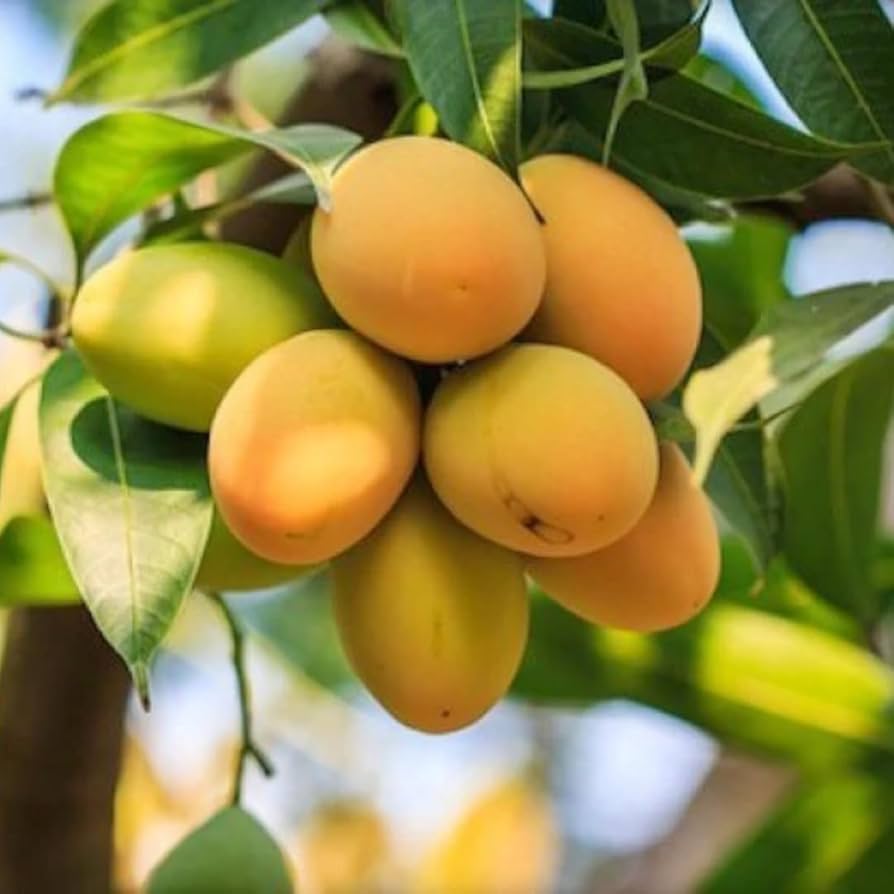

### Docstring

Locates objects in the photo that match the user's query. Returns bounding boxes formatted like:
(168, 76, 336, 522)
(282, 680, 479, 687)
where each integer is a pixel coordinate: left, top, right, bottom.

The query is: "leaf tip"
(133, 662, 152, 711)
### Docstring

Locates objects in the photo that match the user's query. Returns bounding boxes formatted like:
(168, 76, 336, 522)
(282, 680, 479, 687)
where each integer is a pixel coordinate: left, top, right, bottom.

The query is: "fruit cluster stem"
(209, 592, 274, 806)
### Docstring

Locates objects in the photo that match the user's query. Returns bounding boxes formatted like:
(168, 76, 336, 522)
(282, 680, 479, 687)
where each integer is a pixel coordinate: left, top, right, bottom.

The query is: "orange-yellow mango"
(424, 344, 658, 558)
(72, 242, 336, 431)
(311, 136, 545, 363)
(529, 443, 720, 632)
(194, 511, 316, 592)
(209, 330, 420, 565)
(520, 155, 702, 400)
(332, 475, 528, 733)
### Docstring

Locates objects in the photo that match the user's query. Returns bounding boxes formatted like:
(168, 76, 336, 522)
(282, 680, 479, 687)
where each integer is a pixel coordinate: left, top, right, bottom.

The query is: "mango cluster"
(72, 136, 720, 734)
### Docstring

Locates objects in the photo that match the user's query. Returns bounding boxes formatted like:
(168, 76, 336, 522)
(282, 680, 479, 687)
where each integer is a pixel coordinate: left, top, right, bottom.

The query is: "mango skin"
(332, 475, 529, 733)
(521, 155, 702, 401)
(424, 344, 658, 558)
(72, 242, 336, 431)
(194, 511, 316, 592)
(209, 330, 421, 565)
(529, 443, 720, 632)
(311, 136, 546, 363)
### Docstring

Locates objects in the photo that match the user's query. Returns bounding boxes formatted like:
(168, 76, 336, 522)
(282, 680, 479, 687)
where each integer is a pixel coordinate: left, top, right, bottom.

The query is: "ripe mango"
(72, 242, 336, 431)
(194, 511, 315, 592)
(529, 443, 720, 631)
(209, 330, 420, 565)
(424, 344, 658, 558)
(521, 155, 702, 400)
(311, 136, 545, 363)
(332, 475, 529, 733)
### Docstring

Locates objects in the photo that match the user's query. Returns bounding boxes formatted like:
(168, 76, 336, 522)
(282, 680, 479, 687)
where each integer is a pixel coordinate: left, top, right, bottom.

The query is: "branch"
(208, 592, 274, 805)
(0, 193, 51, 214)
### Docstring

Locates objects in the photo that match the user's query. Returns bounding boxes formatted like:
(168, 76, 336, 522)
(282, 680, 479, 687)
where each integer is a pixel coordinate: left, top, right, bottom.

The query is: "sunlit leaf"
(777, 348, 894, 622)
(684, 282, 894, 484)
(0, 516, 79, 607)
(52, 0, 324, 103)
(395, 0, 522, 170)
(39, 352, 213, 702)
(54, 111, 360, 266)
(515, 594, 894, 771)
(732, 0, 894, 184)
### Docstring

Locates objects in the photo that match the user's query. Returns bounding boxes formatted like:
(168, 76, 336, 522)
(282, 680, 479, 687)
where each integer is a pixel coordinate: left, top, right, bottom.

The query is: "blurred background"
(1, 1, 894, 892)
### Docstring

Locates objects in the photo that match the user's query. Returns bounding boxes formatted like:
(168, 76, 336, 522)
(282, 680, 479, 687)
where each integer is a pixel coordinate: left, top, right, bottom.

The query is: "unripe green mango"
(195, 511, 317, 592)
(147, 807, 293, 894)
(332, 475, 529, 733)
(72, 242, 336, 431)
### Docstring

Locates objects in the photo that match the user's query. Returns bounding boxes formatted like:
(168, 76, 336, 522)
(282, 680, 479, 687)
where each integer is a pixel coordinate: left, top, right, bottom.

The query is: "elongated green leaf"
(326, 0, 403, 57)
(52, 0, 323, 103)
(684, 282, 894, 484)
(732, 0, 894, 184)
(515, 594, 894, 771)
(0, 398, 16, 503)
(39, 352, 213, 702)
(701, 774, 894, 894)
(147, 807, 292, 894)
(776, 349, 894, 622)
(396, 0, 522, 170)
(553, 0, 695, 34)
(54, 111, 360, 265)
(564, 73, 872, 198)
(0, 516, 80, 607)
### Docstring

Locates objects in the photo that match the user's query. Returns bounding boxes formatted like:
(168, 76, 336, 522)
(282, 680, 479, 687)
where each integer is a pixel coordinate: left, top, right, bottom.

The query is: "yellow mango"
(424, 344, 658, 558)
(72, 242, 336, 431)
(529, 443, 720, 631)
(521, 155, 702, 400)
(332, 475, 529, 733)
(312, 136, 545, 363)
(209, 330, 420, 565)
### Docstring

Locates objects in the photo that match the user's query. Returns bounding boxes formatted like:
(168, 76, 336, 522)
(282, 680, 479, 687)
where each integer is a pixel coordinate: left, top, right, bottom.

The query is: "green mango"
(147, 807, 294, 894)
(72, 242, 336, 431)
(195, 511, 317, 593)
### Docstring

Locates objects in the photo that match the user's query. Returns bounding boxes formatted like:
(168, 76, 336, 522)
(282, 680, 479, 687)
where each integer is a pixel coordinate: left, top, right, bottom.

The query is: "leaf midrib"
(59, 0, 239, 98)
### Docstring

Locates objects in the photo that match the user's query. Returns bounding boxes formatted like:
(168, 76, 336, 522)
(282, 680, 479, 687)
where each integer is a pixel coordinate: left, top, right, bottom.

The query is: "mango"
(423, 344, 658, 558)
(209, 330, 420, 565)
(332, 475, 529, 733)
(72, 242, 336, 431)
(311, 136, 545, 363)
(521, 155, 702, 400)
(529, 443, 720, 632)
(194, 511, 315, 592)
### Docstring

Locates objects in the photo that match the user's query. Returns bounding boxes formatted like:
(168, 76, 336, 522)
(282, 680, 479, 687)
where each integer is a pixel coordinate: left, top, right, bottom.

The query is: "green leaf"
(732, 0, 894, 185)
(326, 0, 403, 58)
(395, 0, 522, 170)
(687, 215, 793, 351)
(553, 0, 696, 34)
(601, 0, 648, 164)
(514, 594, 894, 772)
(51, 0, 324, 103)
(683, 282, 894, 485)
(235, 572, 353, 691)
(147, 807, 292, 894)
(0, 516, 80, 607)
(563, 73, 874, 199)
(776, 348, 894, 623)
(54, 111, 361, 266)
(0, 397, 16, 502)
(522, 12, 703, 90)
(39, 352, 213, 702)
(701, 774, 894, 894)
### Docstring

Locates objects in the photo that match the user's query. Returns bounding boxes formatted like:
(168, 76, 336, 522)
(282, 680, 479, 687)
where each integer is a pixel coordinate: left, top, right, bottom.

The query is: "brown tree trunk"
(0, 607, 130, 894)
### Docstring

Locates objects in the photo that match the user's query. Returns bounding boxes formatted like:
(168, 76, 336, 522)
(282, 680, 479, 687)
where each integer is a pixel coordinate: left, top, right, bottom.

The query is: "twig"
(207, 592, 274, 806)
(0, 319, 67, 348)
(0, 193, 52, 214)
(13, 86, 48, 102)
